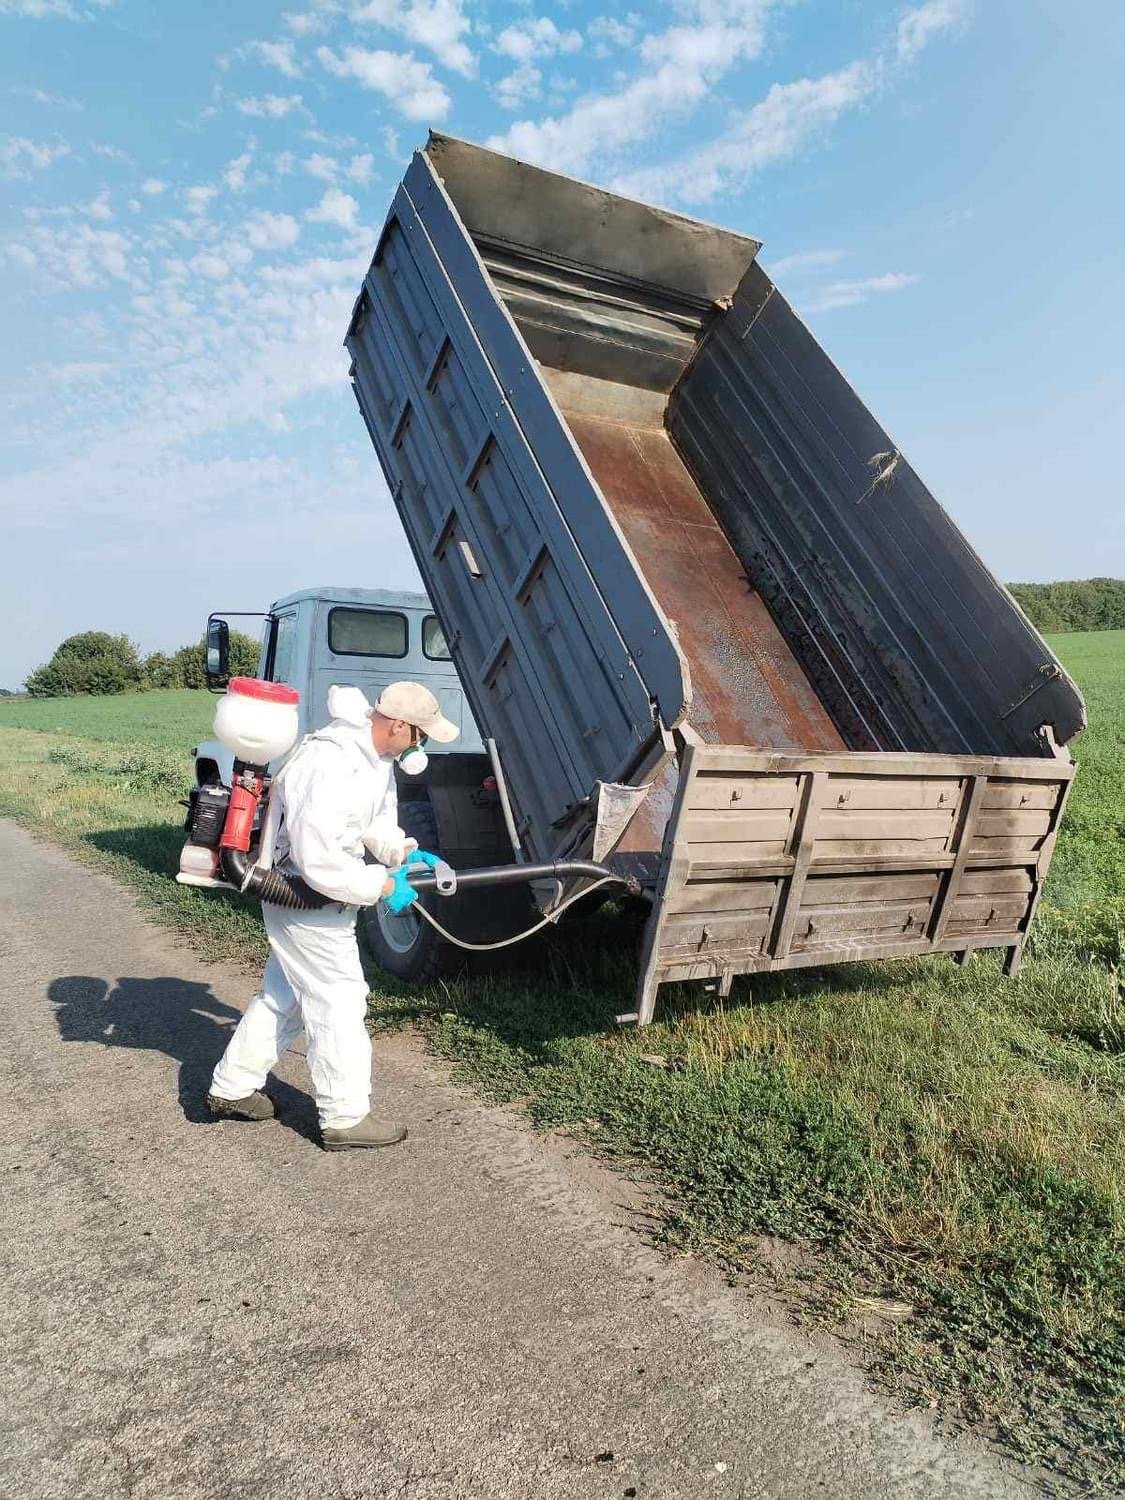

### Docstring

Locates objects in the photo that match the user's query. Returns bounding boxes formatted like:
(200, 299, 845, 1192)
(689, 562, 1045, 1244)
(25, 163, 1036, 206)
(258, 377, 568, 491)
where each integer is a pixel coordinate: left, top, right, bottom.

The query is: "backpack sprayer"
(178, 678, 638, 935)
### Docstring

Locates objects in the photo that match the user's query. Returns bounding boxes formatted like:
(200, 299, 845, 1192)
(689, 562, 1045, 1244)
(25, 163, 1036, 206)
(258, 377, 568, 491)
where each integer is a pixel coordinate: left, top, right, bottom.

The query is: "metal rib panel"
(669, 265, 1085, 755)
(346, 173, 684, 857)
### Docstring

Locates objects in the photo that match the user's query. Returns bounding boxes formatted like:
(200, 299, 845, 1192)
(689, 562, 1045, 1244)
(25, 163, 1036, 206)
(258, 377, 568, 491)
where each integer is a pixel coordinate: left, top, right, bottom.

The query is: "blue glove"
(409, 848, 442, 870)
(384, 866, 419, 914)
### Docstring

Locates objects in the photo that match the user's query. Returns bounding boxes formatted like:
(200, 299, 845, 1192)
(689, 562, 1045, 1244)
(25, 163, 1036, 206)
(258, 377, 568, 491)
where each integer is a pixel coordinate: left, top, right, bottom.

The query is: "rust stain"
(563, 408, 847, 758)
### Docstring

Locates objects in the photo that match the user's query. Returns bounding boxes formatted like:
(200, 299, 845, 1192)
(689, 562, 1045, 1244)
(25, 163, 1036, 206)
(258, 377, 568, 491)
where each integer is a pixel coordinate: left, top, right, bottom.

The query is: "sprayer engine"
(179, 677, 300, 890)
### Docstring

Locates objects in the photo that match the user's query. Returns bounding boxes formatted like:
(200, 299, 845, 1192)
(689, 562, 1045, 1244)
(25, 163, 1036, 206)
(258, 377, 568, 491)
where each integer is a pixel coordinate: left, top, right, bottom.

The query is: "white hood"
(325, 683, 373, 727)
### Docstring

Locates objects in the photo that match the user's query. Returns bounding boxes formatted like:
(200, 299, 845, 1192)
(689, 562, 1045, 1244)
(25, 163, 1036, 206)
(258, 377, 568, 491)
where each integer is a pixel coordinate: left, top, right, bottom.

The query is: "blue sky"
(2, 0, 1122, 690)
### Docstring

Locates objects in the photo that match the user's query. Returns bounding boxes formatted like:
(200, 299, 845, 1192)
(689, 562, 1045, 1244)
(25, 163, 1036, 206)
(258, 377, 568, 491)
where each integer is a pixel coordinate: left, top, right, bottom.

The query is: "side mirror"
(206, 617, 230, 688)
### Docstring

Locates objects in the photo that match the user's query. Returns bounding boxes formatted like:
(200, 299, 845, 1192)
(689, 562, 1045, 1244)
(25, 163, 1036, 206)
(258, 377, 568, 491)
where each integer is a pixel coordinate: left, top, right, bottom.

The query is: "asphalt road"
(0, 819, 1032, 1499)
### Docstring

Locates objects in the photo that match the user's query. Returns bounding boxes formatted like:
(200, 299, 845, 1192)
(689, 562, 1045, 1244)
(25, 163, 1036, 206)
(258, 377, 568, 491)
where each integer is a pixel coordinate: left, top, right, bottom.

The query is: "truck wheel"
(360, 800, 455, 985)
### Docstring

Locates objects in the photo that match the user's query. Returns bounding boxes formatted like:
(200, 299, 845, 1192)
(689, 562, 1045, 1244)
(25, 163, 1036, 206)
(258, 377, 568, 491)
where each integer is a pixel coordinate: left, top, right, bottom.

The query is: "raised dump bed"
(345, 133, 1083, 1022)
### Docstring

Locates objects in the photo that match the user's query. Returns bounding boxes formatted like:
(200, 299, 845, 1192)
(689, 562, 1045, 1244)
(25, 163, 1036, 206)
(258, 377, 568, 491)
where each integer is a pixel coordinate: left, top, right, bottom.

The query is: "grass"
(0, 687, 214, 748)
(1042, 631, 1125, 909)
(1, 634, 1123, 1493)
(0, 729, 267, 967)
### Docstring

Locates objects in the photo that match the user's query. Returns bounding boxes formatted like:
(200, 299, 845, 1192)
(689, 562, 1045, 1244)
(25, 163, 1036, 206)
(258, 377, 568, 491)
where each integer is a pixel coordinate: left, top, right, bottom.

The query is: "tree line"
(1007, 578, 1125, 634)
(23, 630, 261, 698)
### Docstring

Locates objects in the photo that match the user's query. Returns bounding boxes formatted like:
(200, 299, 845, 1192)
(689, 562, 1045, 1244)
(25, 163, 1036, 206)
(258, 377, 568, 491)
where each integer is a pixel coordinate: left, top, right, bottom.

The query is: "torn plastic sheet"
(592, 780, 652, 863)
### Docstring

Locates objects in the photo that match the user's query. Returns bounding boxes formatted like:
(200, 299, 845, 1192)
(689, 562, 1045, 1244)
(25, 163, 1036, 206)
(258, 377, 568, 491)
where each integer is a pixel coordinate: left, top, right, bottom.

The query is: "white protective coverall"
(210, 686, 408, 1128)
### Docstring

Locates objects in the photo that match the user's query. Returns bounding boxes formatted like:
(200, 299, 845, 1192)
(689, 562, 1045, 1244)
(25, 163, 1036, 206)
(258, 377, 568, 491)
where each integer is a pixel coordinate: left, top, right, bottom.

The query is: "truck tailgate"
(630, 741, 1075, 1022)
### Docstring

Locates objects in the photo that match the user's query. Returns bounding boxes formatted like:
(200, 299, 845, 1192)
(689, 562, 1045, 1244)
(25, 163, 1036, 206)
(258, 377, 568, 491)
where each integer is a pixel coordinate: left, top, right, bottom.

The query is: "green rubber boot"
(206, 1090, 276, 1122)
(321, 1115, 408, 1151)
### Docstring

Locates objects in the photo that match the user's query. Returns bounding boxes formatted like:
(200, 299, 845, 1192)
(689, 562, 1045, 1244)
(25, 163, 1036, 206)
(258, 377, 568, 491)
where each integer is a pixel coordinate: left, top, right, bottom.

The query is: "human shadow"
(83, 823, 184, 880)
(84, 824, 262, 920)
(47, 974, 319, 1140)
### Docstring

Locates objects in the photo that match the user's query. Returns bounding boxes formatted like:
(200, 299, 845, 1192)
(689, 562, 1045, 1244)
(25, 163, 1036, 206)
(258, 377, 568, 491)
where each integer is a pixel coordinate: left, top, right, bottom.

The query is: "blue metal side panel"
(669, 265, 1085, 756)
(346, 158, 685, 858)
(402, 154, 688, 726)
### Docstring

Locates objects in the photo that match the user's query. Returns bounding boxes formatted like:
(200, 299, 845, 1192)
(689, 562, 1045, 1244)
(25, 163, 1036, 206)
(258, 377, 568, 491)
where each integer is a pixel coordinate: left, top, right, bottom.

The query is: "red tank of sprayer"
(219, 766, 267, 851)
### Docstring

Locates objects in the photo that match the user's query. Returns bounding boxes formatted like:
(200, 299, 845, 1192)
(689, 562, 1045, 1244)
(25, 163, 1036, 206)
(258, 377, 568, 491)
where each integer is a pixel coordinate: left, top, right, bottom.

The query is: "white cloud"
(305, 151, 339, 181)
(351, 0, 476, 77)
(317, 44, 450, 121)
(91, 141, 131, 161)
(1, 135, 71, 176)
(494, 16, 581, 63)
(274, 150, 297, 174)
(236, 93, 303, 118)
(6, 243, 38, 270)
(496, 63, 541, 111)
(223, 151, 253, 190)
(244, 210, 301, 249)
(804, 271, 921, 313)
(489, 0, 776, 175)
(30, 87, 84, 110)
(252, 38, 302, 77)
(2, 241, 376, 524)
(586, 15, 640, 51)
(84, 187, 113, 220)
(141, 177, 167, 195)
(53, 360, 111, 381)
(768, 248, 848, 278)
(897, 0, 967, 65)
(284, 2, 335, 36)
(284, 12, 320, 36)
(492, 0, 967, 195)
(306, 186, 359, 229)
(613, 62, 873, 205)
(303, 125, 359, 148)
(493, 16, 581, 110)
(0, 0, 115, 16)
(191, 250, 233, 281)
(5, 220, 133, 287)
(184, 182, 218, 213)
(345, 152, 374, 183)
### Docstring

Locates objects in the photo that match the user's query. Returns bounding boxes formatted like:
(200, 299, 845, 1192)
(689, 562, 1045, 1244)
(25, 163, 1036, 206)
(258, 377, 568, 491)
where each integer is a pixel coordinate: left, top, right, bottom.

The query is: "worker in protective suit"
(206, 680, 458, 1150)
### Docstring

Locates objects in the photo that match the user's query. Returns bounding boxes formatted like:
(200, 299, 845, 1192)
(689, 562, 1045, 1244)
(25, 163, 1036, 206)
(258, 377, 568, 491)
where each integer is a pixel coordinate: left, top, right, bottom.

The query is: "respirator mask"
(398, 729, 428, 777)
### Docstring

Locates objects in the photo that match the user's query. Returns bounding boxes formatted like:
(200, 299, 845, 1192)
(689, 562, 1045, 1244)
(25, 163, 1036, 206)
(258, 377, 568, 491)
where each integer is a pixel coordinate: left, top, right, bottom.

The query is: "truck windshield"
(328, 607, 407, 658)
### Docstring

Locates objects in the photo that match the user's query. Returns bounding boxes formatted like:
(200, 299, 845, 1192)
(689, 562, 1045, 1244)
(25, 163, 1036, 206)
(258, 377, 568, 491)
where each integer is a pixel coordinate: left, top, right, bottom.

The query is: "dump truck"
(342, 132, 1084, 1025)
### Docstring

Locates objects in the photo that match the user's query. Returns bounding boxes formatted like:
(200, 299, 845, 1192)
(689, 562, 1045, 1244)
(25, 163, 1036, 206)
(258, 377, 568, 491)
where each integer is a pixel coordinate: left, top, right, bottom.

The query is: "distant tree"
(141, 650, 179, 689)
(229, 628, 262, 677)
(171, 642, 208, 691)
(170, 629, 260, 689)
(1008, 579, 1125, 633)
(25, 631, 144, 697)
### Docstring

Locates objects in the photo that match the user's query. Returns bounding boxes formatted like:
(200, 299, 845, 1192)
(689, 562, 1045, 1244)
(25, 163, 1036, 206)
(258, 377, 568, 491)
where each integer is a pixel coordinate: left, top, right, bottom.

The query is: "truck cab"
(194, 585, 482, 789)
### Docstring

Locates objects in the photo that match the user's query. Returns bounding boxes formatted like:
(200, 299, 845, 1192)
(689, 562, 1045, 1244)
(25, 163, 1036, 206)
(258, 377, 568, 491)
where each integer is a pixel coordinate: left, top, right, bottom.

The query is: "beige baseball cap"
(375, 681, 459, 742)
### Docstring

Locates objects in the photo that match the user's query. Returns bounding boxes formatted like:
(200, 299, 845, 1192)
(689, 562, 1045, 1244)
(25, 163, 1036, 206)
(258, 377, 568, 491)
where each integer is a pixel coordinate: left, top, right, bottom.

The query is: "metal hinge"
(999, 662, 1061, 721)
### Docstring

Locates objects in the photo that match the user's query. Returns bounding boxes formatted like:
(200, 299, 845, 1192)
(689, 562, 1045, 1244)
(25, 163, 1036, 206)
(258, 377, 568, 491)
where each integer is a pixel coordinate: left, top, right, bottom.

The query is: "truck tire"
(360, 800, 455, 985)
(360, 798, 537, 984)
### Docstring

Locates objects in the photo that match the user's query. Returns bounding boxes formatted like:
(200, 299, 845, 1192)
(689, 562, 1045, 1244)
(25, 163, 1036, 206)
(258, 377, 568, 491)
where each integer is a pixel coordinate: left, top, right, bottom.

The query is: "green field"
(1, 633, 1122, 1492)
(1042, 631, 1125, 908)
(0, 687, 214, 748)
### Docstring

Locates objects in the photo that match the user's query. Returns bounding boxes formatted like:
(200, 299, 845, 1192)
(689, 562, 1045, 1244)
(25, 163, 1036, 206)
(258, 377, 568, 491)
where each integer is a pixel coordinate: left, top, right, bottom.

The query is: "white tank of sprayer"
(213, 676, 300, 766)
